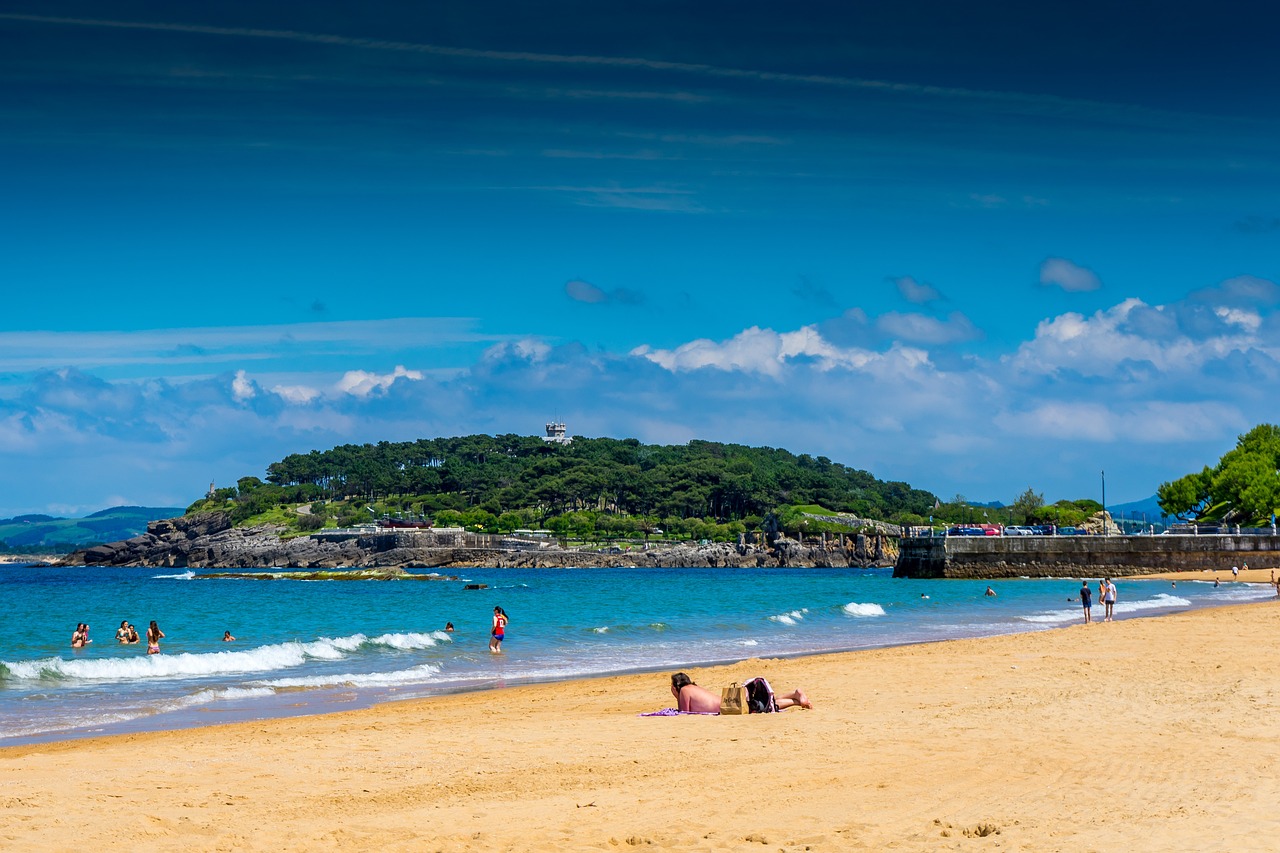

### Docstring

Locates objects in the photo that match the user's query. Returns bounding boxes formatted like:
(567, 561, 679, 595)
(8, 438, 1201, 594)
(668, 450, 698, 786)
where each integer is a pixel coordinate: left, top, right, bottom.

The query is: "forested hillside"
(190, 435, 937, 540)
(0, 506, 185, 553)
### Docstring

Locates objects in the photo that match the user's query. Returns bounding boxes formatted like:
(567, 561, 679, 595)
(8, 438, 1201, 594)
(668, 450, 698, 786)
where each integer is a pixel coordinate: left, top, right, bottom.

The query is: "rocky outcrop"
(57, 513, 899, 570)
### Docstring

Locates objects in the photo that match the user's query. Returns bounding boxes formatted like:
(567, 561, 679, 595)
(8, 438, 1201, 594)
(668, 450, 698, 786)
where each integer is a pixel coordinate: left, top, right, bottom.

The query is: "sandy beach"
(4, 584, 1279, 851)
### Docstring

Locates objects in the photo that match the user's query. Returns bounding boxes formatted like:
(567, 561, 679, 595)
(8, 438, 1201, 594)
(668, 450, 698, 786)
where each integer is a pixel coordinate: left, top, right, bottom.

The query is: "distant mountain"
(0, 506, 184, 553)
(1107, 494, 1166, 522)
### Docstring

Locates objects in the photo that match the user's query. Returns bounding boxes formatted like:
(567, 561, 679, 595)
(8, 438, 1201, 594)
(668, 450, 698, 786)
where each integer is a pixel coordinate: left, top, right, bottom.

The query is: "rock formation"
(57, 512, 899, 570)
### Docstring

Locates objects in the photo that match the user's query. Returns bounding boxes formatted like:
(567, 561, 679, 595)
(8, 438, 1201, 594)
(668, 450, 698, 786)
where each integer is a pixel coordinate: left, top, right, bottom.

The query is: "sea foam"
(768, 608, 809, 625)
(842, 602, 886, 617)
(0, 631, 448, 682)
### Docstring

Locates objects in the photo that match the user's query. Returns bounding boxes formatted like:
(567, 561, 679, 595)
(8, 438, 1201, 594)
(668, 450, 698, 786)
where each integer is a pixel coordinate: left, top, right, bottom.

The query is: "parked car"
(946, 526, 988, 536)
(1004, 525, 1033, 536)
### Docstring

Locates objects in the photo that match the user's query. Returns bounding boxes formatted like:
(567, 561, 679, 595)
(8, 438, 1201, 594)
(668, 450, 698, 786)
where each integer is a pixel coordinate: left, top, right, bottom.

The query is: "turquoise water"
(0, 564, 1270, 745)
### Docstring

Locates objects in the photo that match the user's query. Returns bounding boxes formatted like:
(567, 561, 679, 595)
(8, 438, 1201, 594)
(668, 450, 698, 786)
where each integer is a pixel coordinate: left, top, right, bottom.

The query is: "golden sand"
(4, 577, 1279, 851)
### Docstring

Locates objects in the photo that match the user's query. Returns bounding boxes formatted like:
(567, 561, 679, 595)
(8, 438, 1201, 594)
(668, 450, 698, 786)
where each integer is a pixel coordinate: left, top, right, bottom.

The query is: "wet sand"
(4, 586, 1279, 851)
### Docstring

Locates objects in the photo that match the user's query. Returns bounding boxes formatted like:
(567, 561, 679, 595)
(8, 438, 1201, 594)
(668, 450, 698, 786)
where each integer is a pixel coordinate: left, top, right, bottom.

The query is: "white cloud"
(271, 384, 322, 404)
(632, 325, 890, 377)
(1039, 257, 1101, 292)
(335, 365, 424, 397)
(6, 274, 1280, 519)
(231, 369, 256, 402)
(1008, 297, 1265, 378)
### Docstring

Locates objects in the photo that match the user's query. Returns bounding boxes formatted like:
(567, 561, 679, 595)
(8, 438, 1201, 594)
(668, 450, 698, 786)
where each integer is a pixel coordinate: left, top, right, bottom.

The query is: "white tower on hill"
(543, 421, 572, 444)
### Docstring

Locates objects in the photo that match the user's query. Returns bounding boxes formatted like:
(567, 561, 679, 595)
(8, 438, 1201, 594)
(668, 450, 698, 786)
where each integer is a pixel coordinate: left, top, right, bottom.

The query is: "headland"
(54, 511, 899, 570)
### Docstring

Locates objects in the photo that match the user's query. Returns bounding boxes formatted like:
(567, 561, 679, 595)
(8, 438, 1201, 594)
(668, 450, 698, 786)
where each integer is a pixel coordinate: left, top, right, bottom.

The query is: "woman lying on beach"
(670, 672, 812, 713)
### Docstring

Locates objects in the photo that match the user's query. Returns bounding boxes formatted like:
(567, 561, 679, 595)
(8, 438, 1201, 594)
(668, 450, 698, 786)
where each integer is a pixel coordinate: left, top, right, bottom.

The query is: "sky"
(1, 1, 1278, 518)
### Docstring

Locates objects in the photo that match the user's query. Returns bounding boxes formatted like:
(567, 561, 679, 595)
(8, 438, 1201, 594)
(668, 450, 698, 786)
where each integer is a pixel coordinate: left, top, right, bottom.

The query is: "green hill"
(185, 434, 938, 542)
(0, 506, 185, 553)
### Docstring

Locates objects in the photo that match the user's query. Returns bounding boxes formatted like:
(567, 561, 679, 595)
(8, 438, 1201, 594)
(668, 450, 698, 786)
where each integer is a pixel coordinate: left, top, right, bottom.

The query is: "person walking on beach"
(1103, 578, 1117, 622)
(146, 620, 164, 654)
(1079, 580, 1092, 625)
(489, 606, 508, 653)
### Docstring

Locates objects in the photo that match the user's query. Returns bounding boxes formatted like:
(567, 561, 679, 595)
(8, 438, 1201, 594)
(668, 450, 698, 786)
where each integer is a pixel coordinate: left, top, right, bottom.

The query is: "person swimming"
(146, 620, 164, 654)
(116, 620, 130, 642)
(222, 630, 235, 642)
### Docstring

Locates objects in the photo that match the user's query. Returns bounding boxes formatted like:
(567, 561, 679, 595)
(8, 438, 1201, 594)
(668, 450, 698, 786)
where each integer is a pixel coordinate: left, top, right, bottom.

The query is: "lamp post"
(1101, 470, 1107, 535)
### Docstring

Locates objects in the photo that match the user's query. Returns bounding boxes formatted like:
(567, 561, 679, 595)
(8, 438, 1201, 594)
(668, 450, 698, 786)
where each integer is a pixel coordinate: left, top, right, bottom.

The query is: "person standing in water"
(146, 620, 165, 654)
(1079, 580, 1093, 625)
(489, 606, 508, 653)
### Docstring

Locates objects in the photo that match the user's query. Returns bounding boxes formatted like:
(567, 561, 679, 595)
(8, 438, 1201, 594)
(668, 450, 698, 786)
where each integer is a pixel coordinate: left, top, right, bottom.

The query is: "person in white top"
(1103, 578, 1117, 622)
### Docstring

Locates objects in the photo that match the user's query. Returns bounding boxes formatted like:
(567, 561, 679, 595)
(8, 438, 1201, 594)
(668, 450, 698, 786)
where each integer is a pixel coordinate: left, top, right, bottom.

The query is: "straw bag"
(720, 682, 748, 715)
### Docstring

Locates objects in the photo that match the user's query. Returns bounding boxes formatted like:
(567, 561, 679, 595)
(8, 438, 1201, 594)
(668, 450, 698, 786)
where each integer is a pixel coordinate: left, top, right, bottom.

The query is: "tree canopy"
(1157, 424, 1280, 525)
(190, 434, 938, 536)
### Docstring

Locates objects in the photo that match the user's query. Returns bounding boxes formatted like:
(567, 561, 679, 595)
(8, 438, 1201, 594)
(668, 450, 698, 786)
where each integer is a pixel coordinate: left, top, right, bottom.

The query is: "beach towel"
(639, 708, 718, 716)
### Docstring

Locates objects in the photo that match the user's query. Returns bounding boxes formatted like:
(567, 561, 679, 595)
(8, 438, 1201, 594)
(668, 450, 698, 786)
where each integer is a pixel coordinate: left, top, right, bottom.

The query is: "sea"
(1, 564, 1272, 746)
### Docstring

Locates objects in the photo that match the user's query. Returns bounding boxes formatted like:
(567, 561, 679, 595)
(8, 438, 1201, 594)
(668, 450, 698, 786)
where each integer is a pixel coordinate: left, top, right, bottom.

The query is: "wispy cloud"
(893, 275, 943, 304)
(1039, 257, 1102, 292)
(1233, 215, 1280, 234)
(565, 280, 645, 306)
(0, 12, 1208, 124)
(0, 318, 499, 375)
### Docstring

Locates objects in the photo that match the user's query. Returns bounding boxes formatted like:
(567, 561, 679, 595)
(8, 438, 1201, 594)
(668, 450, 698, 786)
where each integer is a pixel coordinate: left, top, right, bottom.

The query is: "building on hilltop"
(543, 421, 572, 444)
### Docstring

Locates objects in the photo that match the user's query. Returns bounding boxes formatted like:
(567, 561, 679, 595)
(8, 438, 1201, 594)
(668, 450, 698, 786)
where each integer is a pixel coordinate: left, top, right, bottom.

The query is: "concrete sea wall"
(894, 534, 1280, 579)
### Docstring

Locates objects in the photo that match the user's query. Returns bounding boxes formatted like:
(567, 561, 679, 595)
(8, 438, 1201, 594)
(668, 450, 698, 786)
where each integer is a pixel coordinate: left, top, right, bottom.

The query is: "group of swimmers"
(71, 620, 167, 653)
(71, 606, 506, 656)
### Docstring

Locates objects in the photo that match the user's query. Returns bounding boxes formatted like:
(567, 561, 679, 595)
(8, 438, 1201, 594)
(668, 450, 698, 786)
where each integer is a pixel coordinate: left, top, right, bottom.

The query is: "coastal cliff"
(56, 512, 898, 570)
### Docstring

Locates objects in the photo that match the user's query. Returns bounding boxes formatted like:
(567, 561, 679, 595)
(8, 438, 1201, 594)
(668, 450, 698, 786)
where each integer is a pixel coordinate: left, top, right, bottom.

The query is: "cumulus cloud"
(8, 273, 1280, 519)
(335, 365, 424, 397)
(231, 369, 256, 402)
(1007, 295, 1267, 379)
(565, 279, 645, 306)
(1039, 257, 1101, 292)
(271, 384, 322, 404)
(893, 276, 943, 304)
(631, 325, 891, 377)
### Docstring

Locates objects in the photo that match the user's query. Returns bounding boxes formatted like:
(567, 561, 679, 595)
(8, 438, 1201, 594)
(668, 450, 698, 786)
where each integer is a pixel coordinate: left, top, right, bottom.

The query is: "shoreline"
(5, 597, 1279, 849)
(3, 568, 1272, 749)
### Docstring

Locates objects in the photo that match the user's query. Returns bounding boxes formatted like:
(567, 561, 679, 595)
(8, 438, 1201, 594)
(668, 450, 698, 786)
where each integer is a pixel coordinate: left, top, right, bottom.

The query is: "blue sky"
(2, 1, 1278, 517)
